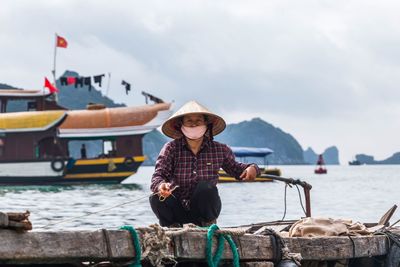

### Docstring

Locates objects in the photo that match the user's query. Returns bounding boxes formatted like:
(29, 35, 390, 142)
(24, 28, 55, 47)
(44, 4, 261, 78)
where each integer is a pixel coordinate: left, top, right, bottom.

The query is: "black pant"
(149, 181, 221, 227)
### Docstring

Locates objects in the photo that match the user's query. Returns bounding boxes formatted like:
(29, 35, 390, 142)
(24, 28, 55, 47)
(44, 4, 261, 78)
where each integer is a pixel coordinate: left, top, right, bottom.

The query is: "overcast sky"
(1, 0, 399, 163)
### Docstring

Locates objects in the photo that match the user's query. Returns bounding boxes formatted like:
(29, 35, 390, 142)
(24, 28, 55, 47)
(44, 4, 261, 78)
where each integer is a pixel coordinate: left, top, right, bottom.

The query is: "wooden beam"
(173, 233, 275, 261)
(173, 232, 391, 261)
(0, 229, 395, 264)
(378, 205, 397, 226)
(283, 235, 389, 260)
(0, 229, 134, 264)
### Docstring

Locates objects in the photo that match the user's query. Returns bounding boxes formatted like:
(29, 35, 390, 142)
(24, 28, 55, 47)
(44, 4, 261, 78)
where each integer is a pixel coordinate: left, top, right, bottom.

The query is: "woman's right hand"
(158, 182, 172, 199)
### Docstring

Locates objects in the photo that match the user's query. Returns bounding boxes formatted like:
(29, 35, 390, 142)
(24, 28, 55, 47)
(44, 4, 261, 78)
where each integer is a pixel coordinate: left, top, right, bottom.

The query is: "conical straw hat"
(161, 100, 226, 139)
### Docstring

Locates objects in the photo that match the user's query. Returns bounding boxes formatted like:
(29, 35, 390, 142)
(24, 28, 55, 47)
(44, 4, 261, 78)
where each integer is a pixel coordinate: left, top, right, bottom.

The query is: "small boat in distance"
(314, 154, 327, 174)
(349, 159, 361, 165)
(219, 146, 281, 183)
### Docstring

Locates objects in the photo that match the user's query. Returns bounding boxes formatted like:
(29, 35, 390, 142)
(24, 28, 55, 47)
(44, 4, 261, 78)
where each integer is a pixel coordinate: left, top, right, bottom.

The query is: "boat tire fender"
(51, 159, 65, 172)
(124, 157, 135, 167)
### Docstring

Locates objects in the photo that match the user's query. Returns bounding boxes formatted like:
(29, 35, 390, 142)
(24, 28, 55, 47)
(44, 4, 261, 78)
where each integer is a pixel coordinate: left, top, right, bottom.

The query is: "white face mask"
(181, 125, 207, 140)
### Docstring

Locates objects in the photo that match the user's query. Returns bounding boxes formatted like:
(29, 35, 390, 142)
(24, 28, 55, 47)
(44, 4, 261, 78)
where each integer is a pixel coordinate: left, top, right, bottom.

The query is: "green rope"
(120, 225, 142, 267)
(206, 224, 240, 267)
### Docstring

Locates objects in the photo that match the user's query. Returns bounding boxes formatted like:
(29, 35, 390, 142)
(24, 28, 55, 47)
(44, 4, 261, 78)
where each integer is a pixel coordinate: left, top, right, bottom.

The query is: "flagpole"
(42, 81, 45, 111)
(106, 72, 111, 96)
(52, 33, 59, 102)
(52, 33, 57, 84)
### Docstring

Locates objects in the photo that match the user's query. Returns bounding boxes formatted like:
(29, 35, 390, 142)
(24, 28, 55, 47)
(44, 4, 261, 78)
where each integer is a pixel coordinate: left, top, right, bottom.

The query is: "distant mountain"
(380, 152, 400, 164)
(303, 147, 317, 164)
(324, 146, 340, 165)
(215, 118, 305, 164)
(303, 146, 340, 165)
(0, 83, 18, 89)
(354, 153, 400, 164)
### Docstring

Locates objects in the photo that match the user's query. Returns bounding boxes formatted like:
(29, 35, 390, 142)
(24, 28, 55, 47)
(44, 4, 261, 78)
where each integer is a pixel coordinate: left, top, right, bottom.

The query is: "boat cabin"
(0, 89, 65, 113)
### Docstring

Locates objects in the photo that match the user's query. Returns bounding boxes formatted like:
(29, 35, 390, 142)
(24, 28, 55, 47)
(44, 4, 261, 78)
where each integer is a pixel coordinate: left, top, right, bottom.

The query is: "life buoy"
(124, 157, 135, 167)
(51, 159, 65, 172)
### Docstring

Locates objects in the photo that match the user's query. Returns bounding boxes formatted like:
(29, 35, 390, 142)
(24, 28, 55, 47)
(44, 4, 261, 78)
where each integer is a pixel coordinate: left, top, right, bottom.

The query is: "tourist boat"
(314, 154, 327, 174)
(349, 158, 361, 165)
(218, 146, 281, 183)
(0, 89, 171, 185)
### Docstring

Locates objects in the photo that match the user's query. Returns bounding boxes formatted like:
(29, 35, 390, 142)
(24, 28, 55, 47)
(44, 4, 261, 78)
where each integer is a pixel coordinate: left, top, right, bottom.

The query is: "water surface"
(0, 165, 398, 230)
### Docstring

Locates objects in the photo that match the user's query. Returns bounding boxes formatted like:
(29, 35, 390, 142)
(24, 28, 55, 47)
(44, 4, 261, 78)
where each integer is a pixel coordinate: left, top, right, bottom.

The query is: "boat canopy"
(0, 110, 66, 132)
(231, 147, 274, 158)
(0, 89, 52, 99)
(58, 103, 172, 138)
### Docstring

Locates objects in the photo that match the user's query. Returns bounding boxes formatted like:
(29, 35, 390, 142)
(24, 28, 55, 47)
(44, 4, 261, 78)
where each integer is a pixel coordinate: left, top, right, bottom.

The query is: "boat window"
(37, 137, 64, 159)
(103, 140, 117, 157)
(27, 101, 37, 111)
(67, 140, 102, 159)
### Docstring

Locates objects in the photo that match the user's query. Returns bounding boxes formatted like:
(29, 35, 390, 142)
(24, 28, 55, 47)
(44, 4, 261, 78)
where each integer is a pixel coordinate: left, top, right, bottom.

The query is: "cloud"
(0, 0, 399, 162)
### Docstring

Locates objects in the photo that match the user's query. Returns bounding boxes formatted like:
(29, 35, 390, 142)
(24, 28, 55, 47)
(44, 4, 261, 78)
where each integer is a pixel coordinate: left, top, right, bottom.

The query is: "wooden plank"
(174, 233, 390, 261)
(173, 232, 276, 261)
(283, 235, 389, 260)
(0, 229, 134, 263)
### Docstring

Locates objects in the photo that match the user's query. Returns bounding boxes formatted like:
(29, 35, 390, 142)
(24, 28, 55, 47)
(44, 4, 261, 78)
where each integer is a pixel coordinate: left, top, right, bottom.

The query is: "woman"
(150, 100, 259, 227)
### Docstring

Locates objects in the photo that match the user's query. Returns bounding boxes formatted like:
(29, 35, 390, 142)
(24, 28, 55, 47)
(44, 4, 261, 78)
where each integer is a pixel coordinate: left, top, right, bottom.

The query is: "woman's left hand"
(240, 165, 257, 181)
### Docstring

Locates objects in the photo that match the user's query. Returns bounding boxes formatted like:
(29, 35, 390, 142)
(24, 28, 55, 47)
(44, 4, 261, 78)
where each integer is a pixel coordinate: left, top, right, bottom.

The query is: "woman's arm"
(150, 142, 175, 193)
(221, 145, 260, 180)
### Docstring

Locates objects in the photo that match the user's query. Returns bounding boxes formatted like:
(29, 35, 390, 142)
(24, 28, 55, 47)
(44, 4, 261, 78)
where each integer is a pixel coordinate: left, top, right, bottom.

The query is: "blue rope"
(206, 224, 240, 267)
(120, 225, 142, 267)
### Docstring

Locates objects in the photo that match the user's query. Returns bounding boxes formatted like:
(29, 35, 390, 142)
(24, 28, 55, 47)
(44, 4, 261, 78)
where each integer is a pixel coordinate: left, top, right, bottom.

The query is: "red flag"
(44, 77, 59, 93)
(56, 35, 68, 48)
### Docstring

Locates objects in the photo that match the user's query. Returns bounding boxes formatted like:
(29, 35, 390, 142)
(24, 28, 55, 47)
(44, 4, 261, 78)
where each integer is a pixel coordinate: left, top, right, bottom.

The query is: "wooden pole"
(52, 33, 57, 84)
(106, 72, 111, 96)
(260, 174, 312, 217)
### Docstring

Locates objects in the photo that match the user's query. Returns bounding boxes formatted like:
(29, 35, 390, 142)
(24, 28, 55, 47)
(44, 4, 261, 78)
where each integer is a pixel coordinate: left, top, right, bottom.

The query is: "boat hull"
(0, 157, 145, 185)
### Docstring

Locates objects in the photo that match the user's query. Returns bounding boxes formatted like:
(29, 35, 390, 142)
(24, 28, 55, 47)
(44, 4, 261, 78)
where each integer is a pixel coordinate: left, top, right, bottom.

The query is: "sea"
(0, 165, 398, 231)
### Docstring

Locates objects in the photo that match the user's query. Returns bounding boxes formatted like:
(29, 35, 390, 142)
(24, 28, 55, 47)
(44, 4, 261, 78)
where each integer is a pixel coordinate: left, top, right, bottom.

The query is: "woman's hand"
(240, 165, 258, 181)
(158, 182, 172, 198)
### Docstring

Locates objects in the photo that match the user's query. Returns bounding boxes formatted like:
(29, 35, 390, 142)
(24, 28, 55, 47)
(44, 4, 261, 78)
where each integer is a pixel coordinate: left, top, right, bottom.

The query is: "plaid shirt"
(151, 137, 259, 209)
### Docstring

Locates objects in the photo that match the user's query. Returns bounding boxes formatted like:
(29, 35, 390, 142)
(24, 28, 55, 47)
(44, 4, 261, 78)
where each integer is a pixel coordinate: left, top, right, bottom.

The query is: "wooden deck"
(0, 225, 398, 266)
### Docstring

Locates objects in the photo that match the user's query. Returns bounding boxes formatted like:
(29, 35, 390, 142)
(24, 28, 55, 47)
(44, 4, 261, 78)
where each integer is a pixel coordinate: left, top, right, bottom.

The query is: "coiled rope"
(256, 227, 302, 266)
(119, 225, 142, 267)
(375, 228, 400, 247)
(206, 224, 240, 267)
